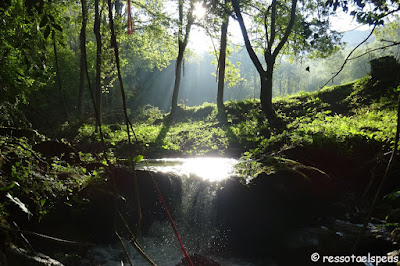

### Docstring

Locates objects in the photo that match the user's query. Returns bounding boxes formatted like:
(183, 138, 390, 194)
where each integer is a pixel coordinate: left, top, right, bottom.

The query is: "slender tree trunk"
(78, 0, 88, 118)
(107, 0, 144, 243)
(260, 69, 274, 118)
(53, 32, 69, 121)
(253, 71, 257, 99)
(231, 0, 297, 119)
(171, 43, 184, 117)
(217, 13, 229, 114)
(170, 0, 194, 118)
(94, 0, 102, 124)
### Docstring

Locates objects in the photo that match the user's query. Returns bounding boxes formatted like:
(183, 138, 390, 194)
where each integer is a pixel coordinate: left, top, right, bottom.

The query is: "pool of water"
(136, 157, 241, 182)
(82, 157, 275, 265)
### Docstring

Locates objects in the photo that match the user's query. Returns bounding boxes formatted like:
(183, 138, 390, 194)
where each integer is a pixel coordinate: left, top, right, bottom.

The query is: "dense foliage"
(0, 0, 400, 264)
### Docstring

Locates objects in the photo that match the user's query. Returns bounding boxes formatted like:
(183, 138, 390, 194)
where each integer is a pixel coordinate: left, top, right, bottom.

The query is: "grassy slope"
(1, 74, 399, 263)
(71, 75, 398, 161)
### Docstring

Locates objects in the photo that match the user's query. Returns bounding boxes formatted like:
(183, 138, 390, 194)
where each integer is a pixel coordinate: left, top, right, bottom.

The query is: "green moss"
(65, 75, 398, 159)
(0, 135, 100, 222)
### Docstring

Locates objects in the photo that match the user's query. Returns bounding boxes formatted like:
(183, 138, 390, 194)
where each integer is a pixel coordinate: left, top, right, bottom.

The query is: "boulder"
(215, 159, 334, 256)
(370, 56, 400, 84)
(176, 253, 220, 266)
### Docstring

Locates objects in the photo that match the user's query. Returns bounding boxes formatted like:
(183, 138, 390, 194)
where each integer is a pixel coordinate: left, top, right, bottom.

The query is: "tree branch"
(182, 1, 195, 48)
(130, 0, 171, 22)
(1, 225, 93, 246)
(269, 0, 277, 51)
(272, 0, 297, 59)
(347, 41, 400, 61)
(321, 25, 376, 89)
(264, 5, 271, 50)
(231, 0, 264, 74)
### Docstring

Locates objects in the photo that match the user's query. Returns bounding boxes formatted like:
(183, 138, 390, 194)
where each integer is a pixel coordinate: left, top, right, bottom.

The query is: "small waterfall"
(83, 158, 270, 265)
(176, 176, 221, 253)
(133, 158, 235, 263)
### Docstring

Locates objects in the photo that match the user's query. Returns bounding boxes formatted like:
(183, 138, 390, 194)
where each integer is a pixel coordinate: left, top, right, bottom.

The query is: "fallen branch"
(115, 230, 133, 266)
(7, 141, 46, 164)
(117, 210, 157, 266)
(12, 221, 34, 253)
(0, 225, 93, 247)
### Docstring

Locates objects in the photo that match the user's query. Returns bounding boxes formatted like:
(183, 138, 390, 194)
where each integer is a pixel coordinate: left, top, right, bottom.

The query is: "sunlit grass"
(161, 121, 229, 155)
(68, 77, 399, 159)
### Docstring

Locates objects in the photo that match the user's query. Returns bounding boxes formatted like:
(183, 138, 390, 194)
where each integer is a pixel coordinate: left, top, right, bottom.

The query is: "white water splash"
(136, 157, 239, 182)
(82, 157, 276, 265)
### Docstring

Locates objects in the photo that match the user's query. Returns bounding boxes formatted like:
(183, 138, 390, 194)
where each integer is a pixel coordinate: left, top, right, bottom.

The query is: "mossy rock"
(370, 56, 400, 83)
(386, 208, 400, 224)
(215, 157, 334, 256)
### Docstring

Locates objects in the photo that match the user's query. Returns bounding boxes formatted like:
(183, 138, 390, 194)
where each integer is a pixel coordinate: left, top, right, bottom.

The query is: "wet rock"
(33, 141, 81, 165)
(135, 169, 183, 232)
(0, 126, 41, 143)
(109, 166, 183, 232)
(215, 163, 333, 256)
(109, 124, 121, 131)
(391, 227, 400, 243)
(73, 142, 104, 155)
(36, 165, 183, 248)
(385, 208, 400, 224)
(6, 244, 64, 266)
(176, 253, 220, 266)
(280, 218, 393, 265)
(35, 181, 117, 245)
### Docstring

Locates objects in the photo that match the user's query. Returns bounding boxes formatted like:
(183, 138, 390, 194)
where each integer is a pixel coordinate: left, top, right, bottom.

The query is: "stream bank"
(1, 59, 400, 265)
(3, 149, 397, 266)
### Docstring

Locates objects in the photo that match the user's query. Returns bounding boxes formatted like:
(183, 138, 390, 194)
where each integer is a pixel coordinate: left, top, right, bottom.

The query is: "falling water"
(83, 158, 274, 265)
(135, 158, 239, 182)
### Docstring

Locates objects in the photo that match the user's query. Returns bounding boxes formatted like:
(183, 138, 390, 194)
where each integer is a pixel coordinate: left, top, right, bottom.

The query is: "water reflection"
(136, 158, 239, 182)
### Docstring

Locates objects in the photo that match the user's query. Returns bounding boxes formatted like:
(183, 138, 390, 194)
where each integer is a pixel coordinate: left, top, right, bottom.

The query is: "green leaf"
(40, 198, 46, 206)
(133, 154, 144, 163)
(0, 181, 19, 192)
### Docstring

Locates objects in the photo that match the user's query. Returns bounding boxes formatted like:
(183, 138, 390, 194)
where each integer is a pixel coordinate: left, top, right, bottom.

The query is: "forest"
(1, 0, 400, 265)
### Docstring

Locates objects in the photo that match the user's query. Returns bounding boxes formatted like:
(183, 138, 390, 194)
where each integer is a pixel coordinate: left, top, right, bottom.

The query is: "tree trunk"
(232, 0, 297, 120)
(53, 32, 69, 121)
(94, 0, 102, 124)
(170, 0, 194, 118)
(78, 0, 87, 118)
(171, 43, 184, 117)
(260, 69, 275, 118)
(217, 14, 229, 114)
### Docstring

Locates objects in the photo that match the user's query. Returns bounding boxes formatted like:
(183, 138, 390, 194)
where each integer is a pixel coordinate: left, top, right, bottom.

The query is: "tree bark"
(260, 69, 274, 118)
(78, 0, 87, 118)
(231, 0, 297, 119)
(170, 0, 194, 118)
(171, 43, 184, 116)
(53, 32, 69, 121)
(217, 12, 229, 114)
(94, 0, 102, 124)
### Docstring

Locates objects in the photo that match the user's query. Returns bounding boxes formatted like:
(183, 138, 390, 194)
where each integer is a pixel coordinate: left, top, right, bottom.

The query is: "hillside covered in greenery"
(1, 63, 400, 264)
(1, 0, 400, 264)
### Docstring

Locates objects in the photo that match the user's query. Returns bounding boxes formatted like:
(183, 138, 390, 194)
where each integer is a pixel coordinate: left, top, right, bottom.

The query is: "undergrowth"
(0, 135, 104, 222)
(54, 75, 399, 161)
